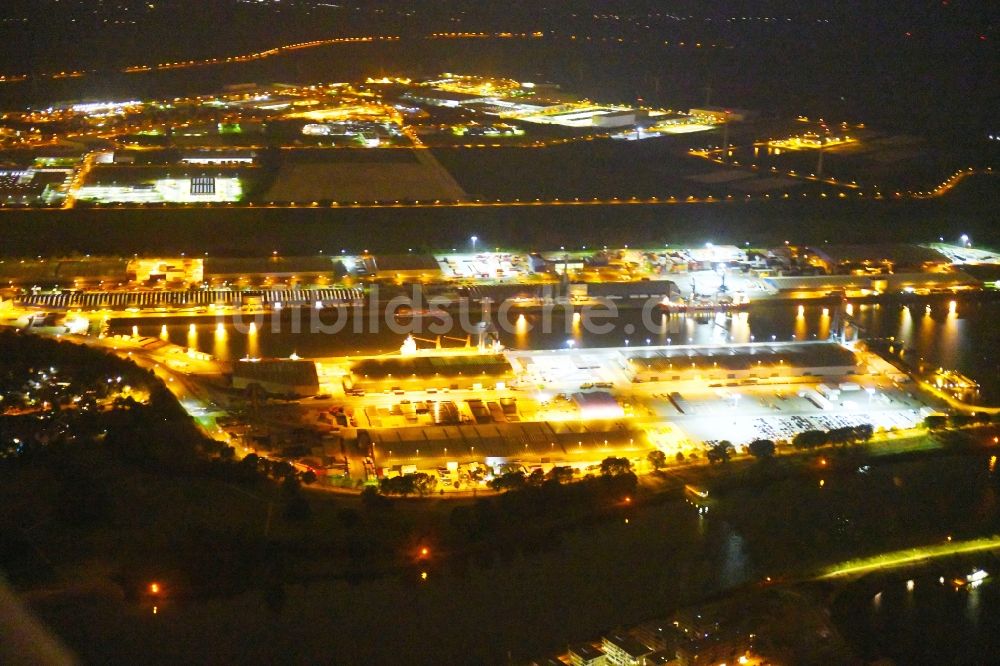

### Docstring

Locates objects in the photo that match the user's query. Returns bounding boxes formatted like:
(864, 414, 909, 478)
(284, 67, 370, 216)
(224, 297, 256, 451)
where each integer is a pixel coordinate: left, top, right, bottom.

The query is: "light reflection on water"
(897, 304, 913, 342)
(966, 585, 982, 626)
(730, 311, 751, 344)
(113, 299, 1000, 401)
(818, 309, 831, 339)
(794, 307, 807, 341)
(213, 322, 229, 362)
(940, 308, 962, 372)
(844, 570, 998, 663)
(246, 321, 260, 359)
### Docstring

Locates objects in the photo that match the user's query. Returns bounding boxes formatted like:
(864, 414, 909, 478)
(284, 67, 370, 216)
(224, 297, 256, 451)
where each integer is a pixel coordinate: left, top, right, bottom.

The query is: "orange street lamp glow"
(149, 582, 161, 595)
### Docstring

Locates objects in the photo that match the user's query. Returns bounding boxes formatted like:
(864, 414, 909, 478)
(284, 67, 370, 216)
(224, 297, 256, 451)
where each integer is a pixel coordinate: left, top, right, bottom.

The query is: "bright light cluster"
(76, 177, 243, 203)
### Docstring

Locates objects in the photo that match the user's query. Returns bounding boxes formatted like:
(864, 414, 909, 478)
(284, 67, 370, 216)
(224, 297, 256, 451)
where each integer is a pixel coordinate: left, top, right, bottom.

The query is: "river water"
(828, 452, 1000, 663)
(113, 297, 1000, 404)
(833, 562, 1000, 663)
(39, 436, 1000, 664)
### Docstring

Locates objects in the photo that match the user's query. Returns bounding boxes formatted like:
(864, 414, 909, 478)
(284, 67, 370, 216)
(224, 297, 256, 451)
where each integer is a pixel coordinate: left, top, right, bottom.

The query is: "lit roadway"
(0, 191, 943, 213)
(817, 536, 1000, 580)
(0, 36, 403, 82)
(6, 171, 989, 212)
(689, 147, 862, 190)
(62, 150, 99, 209)
(690, 148, 994, 199)
(0, 29, 737, 84)
(913, 376, 1000, 416)
(84, 334, 227, 407)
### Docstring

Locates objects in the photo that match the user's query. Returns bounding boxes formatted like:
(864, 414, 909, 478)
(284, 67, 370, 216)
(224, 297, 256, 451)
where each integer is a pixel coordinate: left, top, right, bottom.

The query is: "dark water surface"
(114, 297, 1000, 404)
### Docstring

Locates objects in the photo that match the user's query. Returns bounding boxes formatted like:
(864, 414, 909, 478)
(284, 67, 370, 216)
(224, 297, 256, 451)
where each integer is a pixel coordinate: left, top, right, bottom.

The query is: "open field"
(430, 140, 838, 201)
(263, 149, 466, 202)
(0, 181, 997, 258)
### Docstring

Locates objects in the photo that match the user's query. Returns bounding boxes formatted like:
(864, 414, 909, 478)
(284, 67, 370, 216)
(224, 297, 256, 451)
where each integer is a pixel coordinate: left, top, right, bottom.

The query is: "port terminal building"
(626, 342, 862, 384)
(232, 359, 320, 396)
(347, 354, 514, 392)
(763, 271, 981, 298)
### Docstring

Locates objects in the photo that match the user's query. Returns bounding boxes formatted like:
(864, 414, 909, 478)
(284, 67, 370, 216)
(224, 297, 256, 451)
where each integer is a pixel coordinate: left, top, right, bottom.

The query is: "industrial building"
(516, 105, 647, 128)
(575, 280, 678, 301)
(803, 244, 952, 275)
(403, 75, 652, 129)
(676, 244, 747, 266)
(204, 256, 343, 282)
(232, 359, 320, 396)
(0, 169, 68, 205)
(627, 342, 862, 384)
(180, 149, 256, 165)
(592, 109, 648, 128)
(362, 419, 648, 472)
(347, 354, 514, 392)
(572, 391, 625, 420)
(688, 107, 757, 123)
(368, 254, 443, 281)
(127, 257, 204, 284)
(75, 175, 243, 203)
(529, 252, 587, 274)
(764, 271, 981, 298)
(17, 286, 363, 311)
(0, 257, 130, 286)
(402, 89, 487, 108)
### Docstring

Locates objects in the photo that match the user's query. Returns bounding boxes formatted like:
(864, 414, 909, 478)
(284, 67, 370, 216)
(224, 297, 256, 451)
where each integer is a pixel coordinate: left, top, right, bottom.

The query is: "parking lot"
(637, 377, 931, 451)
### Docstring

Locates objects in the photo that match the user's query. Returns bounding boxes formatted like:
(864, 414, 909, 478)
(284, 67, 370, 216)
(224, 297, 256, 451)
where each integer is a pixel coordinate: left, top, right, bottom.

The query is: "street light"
(471, 235, 478, 252)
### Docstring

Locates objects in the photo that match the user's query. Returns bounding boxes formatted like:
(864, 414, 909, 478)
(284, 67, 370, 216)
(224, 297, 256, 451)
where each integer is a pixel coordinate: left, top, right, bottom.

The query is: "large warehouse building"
(627, 342, 862, 384)
(232, 359, 320, 396)
(347, 354, 514, 392)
